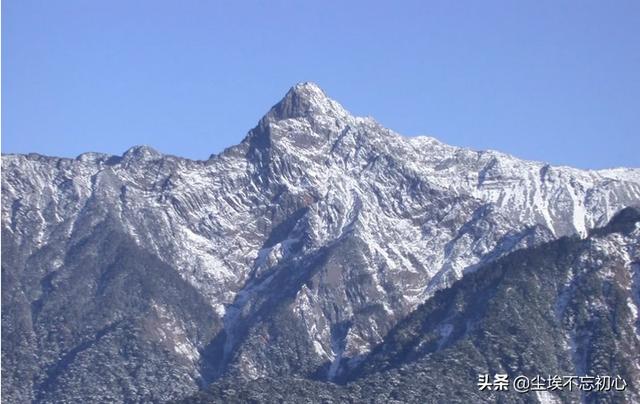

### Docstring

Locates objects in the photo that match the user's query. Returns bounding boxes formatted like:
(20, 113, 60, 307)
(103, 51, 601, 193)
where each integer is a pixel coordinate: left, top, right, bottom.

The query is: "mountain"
(2, 83, 639, 403)
(186, 207, 640, 403)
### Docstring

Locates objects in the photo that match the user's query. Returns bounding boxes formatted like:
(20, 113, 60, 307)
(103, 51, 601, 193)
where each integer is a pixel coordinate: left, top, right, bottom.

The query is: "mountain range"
(2, 83, 639, 403)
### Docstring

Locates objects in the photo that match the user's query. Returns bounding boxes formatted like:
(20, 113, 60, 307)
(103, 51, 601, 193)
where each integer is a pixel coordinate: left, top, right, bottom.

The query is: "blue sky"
(2, 0, 639, 169)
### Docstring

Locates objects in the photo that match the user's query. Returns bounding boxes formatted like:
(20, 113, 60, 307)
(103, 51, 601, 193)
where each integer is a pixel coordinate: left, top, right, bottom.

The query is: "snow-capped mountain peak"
(2, 83, 639, 403)
(265, 82, 350, 123)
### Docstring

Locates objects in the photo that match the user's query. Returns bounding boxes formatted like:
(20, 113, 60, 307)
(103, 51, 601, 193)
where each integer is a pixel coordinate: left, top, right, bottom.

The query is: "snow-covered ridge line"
(2, 82, 639, 397)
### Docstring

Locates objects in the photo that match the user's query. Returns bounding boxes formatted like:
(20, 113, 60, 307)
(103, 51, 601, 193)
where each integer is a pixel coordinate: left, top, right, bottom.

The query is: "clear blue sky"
(2, 1, 639, 169)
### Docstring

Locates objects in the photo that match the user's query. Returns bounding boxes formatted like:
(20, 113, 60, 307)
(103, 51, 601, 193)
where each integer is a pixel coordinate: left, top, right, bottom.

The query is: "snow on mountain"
(2, 82, 639, 402)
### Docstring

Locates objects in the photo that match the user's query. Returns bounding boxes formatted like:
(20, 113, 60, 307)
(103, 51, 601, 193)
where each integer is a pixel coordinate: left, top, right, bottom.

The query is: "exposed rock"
(2, 83, 639, 402)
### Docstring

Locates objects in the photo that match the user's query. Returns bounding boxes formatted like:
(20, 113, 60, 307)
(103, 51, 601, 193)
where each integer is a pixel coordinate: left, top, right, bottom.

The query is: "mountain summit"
(265, 82, 348, 121)
(2, 84, 640, 403)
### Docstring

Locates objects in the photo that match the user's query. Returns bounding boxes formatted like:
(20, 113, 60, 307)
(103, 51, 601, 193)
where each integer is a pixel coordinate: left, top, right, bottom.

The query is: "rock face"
(2, 83, 639, 403)
(187, 207, 640, 404)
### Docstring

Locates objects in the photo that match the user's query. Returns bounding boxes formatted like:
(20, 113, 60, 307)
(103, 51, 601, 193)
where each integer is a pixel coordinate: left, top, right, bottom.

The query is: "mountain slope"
(2, 83, 639, 402)
(185, 207, 640, 403)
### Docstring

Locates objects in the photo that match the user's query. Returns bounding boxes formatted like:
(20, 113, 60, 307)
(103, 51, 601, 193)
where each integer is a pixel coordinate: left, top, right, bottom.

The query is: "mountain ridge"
(185, 207, 640, 403)
(4, 82, 637, 172)
(2, 83, 639, 403)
